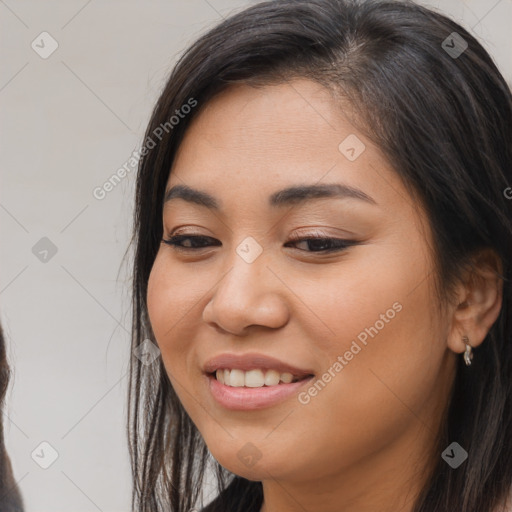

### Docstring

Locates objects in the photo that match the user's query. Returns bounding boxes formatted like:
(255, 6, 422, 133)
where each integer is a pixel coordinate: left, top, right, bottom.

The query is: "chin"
(206, 440, 292, 482)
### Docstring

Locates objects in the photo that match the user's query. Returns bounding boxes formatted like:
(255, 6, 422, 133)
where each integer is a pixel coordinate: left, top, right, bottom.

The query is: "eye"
(162, 234, 220, 251)
(284, 234, 356, 253)
(162, 232, 358, 254)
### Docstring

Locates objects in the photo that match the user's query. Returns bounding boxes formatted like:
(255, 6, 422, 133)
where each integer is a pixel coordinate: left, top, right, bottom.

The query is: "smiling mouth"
(210, 368, 314, 388)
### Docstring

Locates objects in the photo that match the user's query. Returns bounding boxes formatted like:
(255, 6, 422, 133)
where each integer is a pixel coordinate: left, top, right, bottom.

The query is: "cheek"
(146, 254, 171, 340)
(146, 253, 199, 372)
(256, 273, 445, 479)
(298, 242, 431, 359)
(295, 239, 444, 416)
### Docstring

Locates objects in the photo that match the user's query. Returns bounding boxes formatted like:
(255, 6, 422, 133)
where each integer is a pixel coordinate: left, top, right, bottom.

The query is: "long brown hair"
(128, 1, 512, 510)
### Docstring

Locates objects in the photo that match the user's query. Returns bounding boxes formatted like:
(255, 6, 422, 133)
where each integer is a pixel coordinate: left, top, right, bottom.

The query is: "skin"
(146, 79, 503, 512)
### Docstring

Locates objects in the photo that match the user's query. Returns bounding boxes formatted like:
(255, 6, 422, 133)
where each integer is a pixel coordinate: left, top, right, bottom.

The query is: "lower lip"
(207, 374, 314, 411)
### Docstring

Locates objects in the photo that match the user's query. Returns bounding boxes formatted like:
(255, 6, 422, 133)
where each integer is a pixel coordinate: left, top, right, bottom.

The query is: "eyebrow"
(163, 183, 377, 210)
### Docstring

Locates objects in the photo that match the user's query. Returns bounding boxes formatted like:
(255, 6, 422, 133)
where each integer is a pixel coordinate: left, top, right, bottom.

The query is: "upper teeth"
(216, 368, 296, 387)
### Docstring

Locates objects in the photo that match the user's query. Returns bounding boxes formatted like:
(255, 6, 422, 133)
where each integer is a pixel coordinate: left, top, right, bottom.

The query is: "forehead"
(173, 80, 347, 166)
(166, 79, 419, 224)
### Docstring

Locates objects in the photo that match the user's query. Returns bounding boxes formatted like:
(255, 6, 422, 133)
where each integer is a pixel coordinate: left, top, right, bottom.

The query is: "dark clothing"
(199, 477, 263, 512)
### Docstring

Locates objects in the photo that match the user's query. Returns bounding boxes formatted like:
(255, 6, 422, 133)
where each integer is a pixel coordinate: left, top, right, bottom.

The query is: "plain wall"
(1, 1, 510, 510)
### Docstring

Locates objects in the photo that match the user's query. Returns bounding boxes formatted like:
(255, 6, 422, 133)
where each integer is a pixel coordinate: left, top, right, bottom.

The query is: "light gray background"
(1, 1, 510, 511)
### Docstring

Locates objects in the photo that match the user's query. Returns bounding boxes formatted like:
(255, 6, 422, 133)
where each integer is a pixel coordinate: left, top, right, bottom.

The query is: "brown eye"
(284, 236, 357, 253)
(162, 234, 220, 251)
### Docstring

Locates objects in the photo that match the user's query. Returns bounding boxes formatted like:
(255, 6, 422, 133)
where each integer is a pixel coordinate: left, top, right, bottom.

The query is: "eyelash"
(161, 232, 359, 254)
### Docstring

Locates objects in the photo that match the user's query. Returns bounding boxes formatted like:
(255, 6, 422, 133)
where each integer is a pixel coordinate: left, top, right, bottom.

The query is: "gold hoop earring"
(462, 335, 473, 366)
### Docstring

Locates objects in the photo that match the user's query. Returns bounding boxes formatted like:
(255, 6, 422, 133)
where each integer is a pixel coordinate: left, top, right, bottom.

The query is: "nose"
(201, 252, 290, 335)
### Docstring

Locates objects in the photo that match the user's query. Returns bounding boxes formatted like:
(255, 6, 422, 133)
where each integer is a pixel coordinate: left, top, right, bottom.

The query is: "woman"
(128, 1, 512, 511)
(0, 324, 24, 511)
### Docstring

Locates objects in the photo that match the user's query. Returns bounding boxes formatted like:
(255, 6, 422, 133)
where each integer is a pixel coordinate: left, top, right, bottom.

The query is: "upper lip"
(203, 353, 315, 378)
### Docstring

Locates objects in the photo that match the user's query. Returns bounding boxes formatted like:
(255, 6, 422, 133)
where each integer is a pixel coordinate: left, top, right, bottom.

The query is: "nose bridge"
(217, 236, 269, 308)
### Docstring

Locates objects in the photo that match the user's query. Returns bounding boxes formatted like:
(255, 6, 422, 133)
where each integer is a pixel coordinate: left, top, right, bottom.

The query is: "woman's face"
(147, 79, 455, 489)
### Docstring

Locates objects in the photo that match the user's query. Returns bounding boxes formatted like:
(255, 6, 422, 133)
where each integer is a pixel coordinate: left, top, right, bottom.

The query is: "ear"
(447, 248, 504, 355)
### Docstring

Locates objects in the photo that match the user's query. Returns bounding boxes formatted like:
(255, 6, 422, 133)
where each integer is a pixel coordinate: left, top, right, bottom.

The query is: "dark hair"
(128, 1, 512, 510)
(0, 323, 24, 511)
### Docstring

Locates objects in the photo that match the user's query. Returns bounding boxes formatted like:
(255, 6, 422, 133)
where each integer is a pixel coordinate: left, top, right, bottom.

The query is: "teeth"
(245, 369, 265, 388)
(230, 369, 245, 387)
(280, 372, 293, 383)
(264, 369, 280, 386)
(215, 368, 301, 387)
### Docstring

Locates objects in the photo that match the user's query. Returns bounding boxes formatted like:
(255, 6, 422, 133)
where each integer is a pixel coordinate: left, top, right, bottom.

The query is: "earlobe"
(446, 249, 504, 356)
